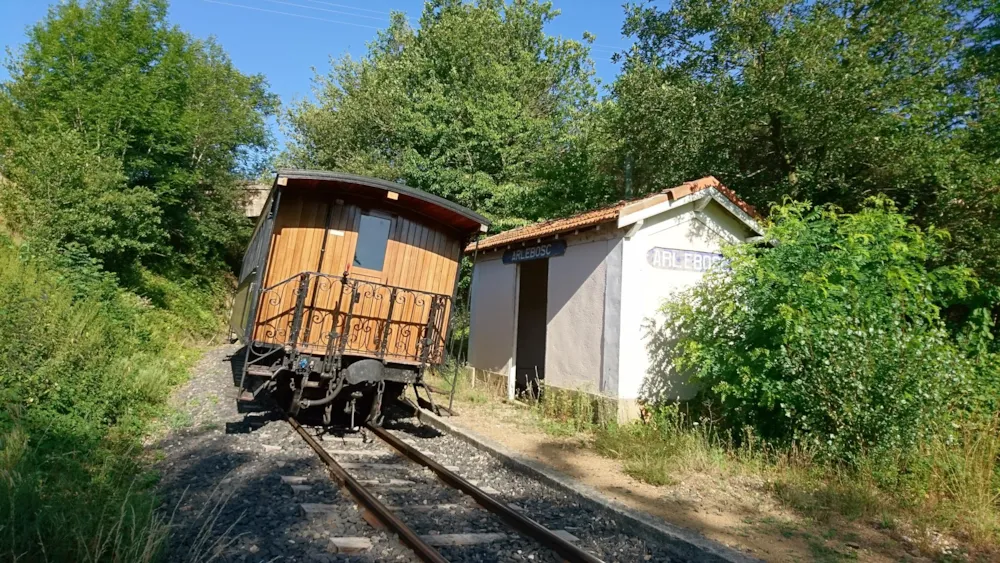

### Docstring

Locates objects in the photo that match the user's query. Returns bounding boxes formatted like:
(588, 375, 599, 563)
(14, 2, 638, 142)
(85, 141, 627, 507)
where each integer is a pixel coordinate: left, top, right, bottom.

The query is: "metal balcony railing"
(248, 272, 451, 368)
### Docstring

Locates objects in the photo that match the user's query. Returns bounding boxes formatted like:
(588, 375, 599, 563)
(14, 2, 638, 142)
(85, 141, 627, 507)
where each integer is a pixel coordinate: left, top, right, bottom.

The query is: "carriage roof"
(274, 169, 490, 237)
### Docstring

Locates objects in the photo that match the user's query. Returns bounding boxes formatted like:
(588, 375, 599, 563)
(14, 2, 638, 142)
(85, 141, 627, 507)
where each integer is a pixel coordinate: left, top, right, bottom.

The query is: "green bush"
(0, 237, 222, 561)
(0, 128, 161, 275)
(653, 198, 996, 463)
(0, 2, 264, 559)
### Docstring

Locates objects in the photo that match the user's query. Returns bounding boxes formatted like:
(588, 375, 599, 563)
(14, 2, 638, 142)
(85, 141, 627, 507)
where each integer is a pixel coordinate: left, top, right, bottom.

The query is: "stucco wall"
(618, 200, 755, 402)
(601, 237, 624, 396)
(545, 235, 612, 393)
(468, 255, 516, 374)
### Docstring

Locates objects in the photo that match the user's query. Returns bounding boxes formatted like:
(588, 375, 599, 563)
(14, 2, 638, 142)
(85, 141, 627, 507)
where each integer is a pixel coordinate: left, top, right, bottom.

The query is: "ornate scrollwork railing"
(246, 272, 451, 368)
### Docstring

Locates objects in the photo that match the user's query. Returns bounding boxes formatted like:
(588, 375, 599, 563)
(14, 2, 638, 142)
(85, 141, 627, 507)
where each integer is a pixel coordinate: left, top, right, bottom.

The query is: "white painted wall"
(468, 255, 516, 374)
(468, 191, 758, 410)
(544, 235, 615, 393)
(618, 200, 755, 402)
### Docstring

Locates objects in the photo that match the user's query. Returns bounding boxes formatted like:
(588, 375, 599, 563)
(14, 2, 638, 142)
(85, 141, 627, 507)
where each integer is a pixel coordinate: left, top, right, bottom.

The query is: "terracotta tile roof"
(466, 202, 625, 253)
(466, 176, 760, 253)
(663, 176, 761, 220)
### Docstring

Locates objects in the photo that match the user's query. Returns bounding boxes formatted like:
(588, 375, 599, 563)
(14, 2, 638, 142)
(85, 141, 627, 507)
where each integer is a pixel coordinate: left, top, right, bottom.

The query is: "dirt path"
(443, 398, 923, 563)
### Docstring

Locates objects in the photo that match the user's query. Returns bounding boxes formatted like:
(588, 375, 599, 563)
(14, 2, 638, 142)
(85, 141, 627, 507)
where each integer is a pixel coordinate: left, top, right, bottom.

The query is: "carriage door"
(514, 258, 548, 397)
(303, 205, 394, 357)
(339, 210, 395, 358)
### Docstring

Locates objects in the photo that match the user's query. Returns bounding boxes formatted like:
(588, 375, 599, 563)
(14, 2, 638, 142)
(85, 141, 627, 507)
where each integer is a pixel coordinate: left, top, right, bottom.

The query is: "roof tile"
(467, 177, 759, 253)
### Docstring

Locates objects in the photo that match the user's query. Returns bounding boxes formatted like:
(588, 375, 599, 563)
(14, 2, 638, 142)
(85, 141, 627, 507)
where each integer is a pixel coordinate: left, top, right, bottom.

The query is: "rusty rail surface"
(286, 416, 449, 563)
(367, 424, 606, 563)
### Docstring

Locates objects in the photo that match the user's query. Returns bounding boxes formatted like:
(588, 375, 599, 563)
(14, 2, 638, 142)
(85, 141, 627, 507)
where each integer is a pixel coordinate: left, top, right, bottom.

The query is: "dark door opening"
(515, 258, 548, 398)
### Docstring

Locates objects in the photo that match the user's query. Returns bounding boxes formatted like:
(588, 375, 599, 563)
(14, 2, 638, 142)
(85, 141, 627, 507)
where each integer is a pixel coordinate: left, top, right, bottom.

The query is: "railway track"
(287, 415, 606, 563)
(159, 346, 749, 562)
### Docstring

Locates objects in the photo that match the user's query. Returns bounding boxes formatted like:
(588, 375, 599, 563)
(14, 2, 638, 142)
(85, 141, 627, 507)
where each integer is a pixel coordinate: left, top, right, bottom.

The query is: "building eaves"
(466, 176, 760, 253)
(466, 202, 626, 253)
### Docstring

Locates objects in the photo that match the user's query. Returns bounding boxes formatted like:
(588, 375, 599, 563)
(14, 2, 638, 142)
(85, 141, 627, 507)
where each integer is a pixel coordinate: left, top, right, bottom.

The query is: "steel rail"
(367, 424, 606, 563)
(286, 416, 449, 563)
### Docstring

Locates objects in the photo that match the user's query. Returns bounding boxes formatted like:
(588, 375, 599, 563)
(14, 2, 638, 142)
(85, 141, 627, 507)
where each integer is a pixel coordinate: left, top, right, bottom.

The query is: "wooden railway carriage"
(230, 170, 490, 424)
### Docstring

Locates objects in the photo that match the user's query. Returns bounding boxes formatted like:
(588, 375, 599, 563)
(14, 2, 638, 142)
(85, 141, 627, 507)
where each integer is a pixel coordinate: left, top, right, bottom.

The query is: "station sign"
(647, 247, 725, 272)
(503, 239, 567, 264)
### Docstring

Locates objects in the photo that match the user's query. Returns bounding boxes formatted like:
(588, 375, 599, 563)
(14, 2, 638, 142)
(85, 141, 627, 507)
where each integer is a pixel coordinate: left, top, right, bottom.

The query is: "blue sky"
(0, 0, 637, 149)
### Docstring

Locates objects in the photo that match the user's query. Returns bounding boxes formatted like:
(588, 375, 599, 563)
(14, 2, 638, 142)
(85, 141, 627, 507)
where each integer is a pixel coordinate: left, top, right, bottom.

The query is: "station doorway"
(514, 258, 548, 397)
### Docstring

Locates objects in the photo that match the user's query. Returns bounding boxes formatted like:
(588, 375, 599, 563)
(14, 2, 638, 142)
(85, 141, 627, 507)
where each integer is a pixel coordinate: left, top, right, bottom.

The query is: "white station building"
(466, 177, 763, 420)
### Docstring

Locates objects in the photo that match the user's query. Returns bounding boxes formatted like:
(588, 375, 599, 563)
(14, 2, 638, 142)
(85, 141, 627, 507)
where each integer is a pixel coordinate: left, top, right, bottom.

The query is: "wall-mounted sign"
(503, 239, 567, 264)
(647, 247, 725, 272)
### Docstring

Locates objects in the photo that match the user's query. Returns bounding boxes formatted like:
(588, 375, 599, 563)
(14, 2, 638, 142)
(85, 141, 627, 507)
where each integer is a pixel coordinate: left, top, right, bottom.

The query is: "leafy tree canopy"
(285, 0, 600, 229)
(0, 0, 278, 279)
(608, 0, 1000, 286)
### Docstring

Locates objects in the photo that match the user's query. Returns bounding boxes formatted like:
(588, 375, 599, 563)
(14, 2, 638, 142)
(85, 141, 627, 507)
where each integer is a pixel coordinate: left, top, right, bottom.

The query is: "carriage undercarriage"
(239, 350, 443, 427)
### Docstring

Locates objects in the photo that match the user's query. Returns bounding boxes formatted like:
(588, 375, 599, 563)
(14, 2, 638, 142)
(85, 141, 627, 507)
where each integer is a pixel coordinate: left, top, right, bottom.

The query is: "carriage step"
(246, 364, 276, 377)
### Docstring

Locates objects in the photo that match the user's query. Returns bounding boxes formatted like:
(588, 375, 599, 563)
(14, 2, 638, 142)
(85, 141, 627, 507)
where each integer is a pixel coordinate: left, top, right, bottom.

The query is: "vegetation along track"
(288, 410, 671, 563)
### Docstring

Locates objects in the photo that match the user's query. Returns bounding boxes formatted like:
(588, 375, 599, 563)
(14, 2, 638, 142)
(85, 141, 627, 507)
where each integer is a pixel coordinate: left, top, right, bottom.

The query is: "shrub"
(0, 127, 161, 276)
(0, 236, 222, 561)
(652, 197, 993, 463)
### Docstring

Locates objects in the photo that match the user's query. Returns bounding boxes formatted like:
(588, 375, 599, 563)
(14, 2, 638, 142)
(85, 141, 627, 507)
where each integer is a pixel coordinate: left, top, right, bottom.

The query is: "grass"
(807, 537, 857, 562)
(592, 406, 1000, 559)
(531, 385, 617, 434)
(168, 411, 195, 429)
(0, 236, 225, 562)
(426, 366, 607, 436)
(1, 430, 170, 563)
(425, 363, 506, 407)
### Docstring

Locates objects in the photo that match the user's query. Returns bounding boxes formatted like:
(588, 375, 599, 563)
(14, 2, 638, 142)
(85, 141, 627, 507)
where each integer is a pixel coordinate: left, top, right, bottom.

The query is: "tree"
(285, 0, 599, 228)
(0, 0, 278, 278)
(608, 0, 1000, 286)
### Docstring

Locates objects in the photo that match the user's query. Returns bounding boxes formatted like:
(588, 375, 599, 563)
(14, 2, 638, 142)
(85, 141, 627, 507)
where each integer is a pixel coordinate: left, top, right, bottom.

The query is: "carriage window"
(353, 213, 391, 271)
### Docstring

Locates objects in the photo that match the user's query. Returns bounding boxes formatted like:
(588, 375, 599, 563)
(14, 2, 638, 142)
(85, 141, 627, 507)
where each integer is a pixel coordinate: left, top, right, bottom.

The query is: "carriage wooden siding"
(250, 184, 465, 365)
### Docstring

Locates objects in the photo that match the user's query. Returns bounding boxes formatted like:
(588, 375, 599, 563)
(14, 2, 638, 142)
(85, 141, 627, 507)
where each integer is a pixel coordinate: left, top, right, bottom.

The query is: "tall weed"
(595, 406, 1000, 553)
(594, 404, 733, 484)
(922, 415, 1000, 545)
